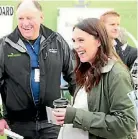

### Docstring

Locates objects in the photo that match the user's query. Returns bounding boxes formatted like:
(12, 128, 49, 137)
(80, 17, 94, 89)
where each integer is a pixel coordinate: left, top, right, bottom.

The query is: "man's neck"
(110, 39, 116, 47)
(113, 39, 117, 46)
(28, 39, 37, 45)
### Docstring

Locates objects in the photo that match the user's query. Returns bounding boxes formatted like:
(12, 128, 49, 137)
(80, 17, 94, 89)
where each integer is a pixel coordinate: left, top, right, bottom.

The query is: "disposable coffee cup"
(53, 98, 69, 108)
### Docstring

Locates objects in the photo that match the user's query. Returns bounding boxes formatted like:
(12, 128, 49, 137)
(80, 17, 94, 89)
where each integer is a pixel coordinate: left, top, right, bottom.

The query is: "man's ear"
(40, 12, 44, 23)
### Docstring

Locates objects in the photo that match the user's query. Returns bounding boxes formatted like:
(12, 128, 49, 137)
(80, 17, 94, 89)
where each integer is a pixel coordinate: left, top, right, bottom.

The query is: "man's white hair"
(16, 0, 39, 14)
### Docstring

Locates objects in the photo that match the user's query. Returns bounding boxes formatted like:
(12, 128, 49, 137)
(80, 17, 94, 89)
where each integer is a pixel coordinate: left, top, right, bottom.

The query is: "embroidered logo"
(49, 48, 57, 53)
(8, 53, 21, 57)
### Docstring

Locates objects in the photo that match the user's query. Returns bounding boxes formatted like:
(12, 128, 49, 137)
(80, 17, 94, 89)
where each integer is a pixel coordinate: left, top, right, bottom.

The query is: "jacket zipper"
(39, 33, 56, 53)
(29, 54, 36, 106)
(26, 41, 36, 106)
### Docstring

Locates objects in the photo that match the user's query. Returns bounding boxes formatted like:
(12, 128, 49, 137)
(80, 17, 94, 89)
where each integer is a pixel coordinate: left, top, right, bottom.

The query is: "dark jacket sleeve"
(0, 38, 5, 119)
(124, 45, 137, 69)
(57, 33, 76, 96)
(64, 66, 136, 138)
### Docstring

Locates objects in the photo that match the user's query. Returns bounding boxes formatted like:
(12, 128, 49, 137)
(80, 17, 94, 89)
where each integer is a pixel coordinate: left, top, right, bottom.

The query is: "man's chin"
(23, 35, 33, 40)
(111, 36, 118, 40)
(113, 35, 119, 39)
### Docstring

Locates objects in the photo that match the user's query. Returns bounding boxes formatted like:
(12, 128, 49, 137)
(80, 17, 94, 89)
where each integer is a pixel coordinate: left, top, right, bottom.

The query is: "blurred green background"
(0, 0, 137, 46)
(0, 0, 137, 138)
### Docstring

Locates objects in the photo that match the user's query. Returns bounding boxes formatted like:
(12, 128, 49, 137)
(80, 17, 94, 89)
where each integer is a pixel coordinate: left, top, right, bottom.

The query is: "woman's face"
(72, 28, 101, 63)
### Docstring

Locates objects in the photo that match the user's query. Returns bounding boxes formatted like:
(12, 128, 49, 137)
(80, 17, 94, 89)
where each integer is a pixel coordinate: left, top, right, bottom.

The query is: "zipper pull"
(44, 52, 47, 60)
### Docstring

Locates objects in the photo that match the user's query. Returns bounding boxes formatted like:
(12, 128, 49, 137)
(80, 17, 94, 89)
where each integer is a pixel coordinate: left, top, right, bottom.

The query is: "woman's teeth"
(78, 51, 85, 55)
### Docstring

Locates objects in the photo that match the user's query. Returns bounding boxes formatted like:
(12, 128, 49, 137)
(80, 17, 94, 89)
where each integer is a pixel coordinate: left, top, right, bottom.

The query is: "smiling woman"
(72, 18, 112, 92)
(53, 18, 137, 139)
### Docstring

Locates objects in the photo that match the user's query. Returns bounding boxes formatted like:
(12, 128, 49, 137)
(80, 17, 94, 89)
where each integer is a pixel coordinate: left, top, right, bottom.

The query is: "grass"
(0, 136, 6, 139)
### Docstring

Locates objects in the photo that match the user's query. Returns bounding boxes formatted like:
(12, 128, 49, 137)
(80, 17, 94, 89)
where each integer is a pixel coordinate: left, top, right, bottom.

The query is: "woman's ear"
(97, 39, 101, 47)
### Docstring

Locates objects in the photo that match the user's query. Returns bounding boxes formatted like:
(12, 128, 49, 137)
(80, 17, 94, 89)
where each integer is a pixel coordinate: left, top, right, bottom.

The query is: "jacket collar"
(101, 59, 115, 73)
(5, 25, 56, 53)
(73, 59, 116, 101)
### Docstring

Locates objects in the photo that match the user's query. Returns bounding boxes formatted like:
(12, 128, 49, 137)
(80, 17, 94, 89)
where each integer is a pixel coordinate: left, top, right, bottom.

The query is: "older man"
(0, 1, 75, 139)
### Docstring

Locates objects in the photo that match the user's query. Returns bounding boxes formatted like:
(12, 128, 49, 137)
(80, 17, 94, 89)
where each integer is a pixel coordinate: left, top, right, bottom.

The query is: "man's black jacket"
(0, 25, 76, 121)
(115, 39, 137, 70)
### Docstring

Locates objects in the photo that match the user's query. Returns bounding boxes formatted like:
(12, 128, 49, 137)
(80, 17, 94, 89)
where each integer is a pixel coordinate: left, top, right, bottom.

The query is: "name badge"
(34, 69, 40, 82)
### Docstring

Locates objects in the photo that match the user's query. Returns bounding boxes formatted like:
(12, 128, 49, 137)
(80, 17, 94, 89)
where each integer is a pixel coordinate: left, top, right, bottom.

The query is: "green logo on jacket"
(8, 53, 21, 57)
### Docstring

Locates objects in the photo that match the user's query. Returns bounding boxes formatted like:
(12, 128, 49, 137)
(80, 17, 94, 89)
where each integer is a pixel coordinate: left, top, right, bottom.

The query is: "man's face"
(104, 15, 120, 40)
(16, 7, 43, 40)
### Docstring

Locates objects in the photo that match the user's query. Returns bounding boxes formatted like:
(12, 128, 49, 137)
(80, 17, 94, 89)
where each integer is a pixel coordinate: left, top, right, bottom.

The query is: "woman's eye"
(79, 39, 84, 42)
(72, 39, 75, 42)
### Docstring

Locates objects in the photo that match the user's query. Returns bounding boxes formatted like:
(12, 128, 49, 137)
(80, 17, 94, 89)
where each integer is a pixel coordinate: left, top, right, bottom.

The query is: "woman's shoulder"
(111, 61, 130, 76)
(102, 59, 131, 80)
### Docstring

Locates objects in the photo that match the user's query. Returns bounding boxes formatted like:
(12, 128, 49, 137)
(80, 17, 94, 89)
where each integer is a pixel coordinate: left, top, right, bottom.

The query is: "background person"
(117, 27, 137, 69)
(100, 11, 137, 69)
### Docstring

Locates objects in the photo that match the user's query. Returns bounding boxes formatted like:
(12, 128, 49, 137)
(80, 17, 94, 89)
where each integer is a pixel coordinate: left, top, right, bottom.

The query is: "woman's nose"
(73, 43, 81, 49)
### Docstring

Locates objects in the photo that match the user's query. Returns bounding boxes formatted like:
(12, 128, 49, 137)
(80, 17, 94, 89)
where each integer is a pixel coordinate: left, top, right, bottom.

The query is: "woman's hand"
(53, 108, 66, 125)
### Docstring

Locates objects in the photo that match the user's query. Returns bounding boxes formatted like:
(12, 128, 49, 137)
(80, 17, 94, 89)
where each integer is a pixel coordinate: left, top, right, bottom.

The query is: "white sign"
(0, 6, 14, 105)
(0, 6, 14, 38)
(57, 8, 112, 49)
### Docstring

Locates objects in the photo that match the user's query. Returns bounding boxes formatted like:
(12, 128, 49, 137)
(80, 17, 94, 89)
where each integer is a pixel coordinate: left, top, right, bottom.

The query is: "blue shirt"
(25, 37, 41, 105)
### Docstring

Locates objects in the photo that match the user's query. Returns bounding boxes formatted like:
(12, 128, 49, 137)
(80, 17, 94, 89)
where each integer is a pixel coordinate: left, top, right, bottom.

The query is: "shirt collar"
(121, 43, 128, 51)
(113, 39, 117, 46)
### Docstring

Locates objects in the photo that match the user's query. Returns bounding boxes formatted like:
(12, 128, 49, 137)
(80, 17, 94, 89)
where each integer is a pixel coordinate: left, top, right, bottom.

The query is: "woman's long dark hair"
(73, 18, 113, 92)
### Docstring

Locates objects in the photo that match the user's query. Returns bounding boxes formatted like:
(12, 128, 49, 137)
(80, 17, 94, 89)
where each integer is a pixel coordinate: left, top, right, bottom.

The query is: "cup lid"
(53, 98, 69, 107)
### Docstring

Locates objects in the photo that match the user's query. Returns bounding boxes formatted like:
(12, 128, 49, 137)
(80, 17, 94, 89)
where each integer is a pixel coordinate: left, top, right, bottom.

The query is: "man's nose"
(114, 25, 120, 30)
(23, 19, 30, 26)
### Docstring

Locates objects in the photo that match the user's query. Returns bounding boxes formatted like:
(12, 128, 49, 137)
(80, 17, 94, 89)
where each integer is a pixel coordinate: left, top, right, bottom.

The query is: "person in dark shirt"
(117, 27, 137, 69)
(100, 11, 137, 69)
